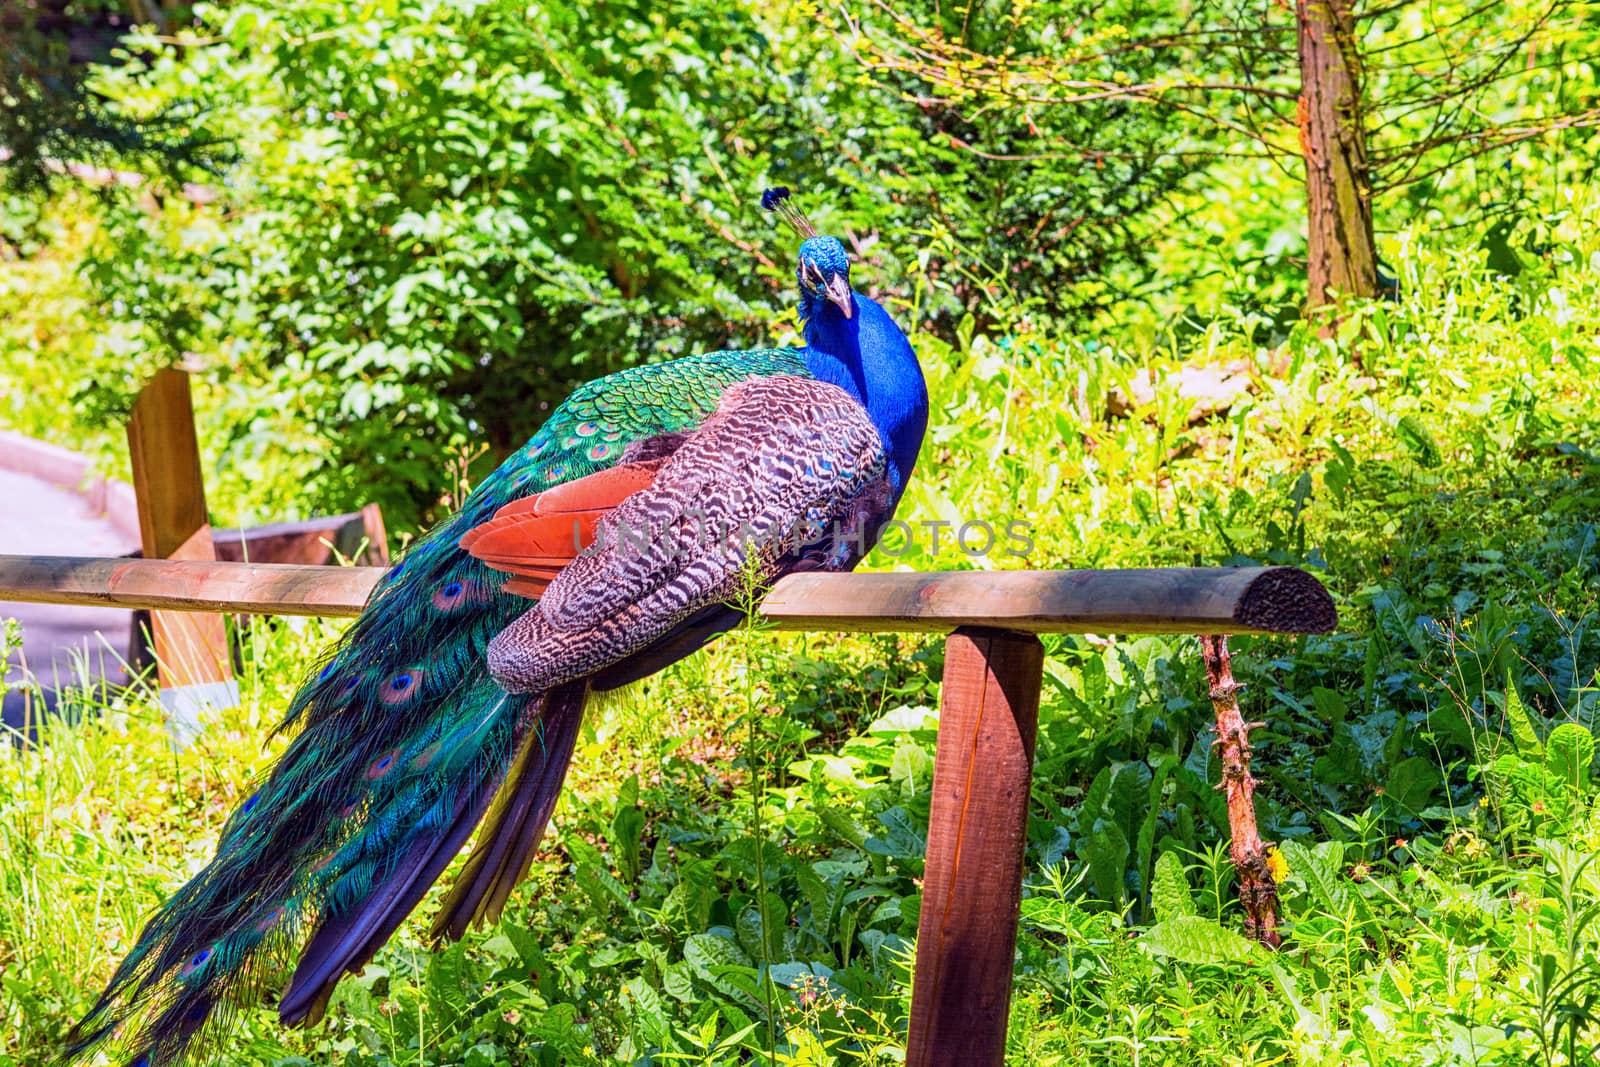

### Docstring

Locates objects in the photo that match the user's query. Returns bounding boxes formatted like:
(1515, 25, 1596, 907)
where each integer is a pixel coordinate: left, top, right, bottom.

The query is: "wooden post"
(126, 368, 238, 739)
(908, 627, 1043, 1067)
(1199, 635, 1281, 946)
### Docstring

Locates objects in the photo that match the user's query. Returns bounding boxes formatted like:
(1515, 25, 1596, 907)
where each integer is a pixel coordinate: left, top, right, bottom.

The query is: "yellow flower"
(1265, 845, 1289, 883)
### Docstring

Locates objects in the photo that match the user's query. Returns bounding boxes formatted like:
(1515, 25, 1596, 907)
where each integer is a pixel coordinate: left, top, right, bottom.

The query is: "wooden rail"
(0, 557, 1336, 634)
(0, 553, 1335, 1065)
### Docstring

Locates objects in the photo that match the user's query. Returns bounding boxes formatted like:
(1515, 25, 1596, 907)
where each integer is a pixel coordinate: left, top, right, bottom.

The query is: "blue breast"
(801, 293, 928, 497)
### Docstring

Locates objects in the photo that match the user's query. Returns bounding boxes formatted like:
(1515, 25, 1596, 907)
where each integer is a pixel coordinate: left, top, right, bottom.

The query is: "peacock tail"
(64, 348, 812, 1067)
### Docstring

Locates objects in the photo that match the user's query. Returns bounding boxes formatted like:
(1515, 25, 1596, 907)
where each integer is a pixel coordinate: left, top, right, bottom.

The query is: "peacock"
(62, 188, 929, 1067)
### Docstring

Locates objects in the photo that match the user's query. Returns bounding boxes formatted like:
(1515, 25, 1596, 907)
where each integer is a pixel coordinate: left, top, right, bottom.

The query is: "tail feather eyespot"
(431, 580, 477, 612)
(178, 945, 215, 980)
(179, 997, 212, 1035)
(365, 750, 401, 779)
(381, 669, 426, 705)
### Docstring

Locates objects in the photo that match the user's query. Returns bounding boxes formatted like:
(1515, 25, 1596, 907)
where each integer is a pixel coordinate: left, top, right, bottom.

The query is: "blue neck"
(801, 292, 928, 497)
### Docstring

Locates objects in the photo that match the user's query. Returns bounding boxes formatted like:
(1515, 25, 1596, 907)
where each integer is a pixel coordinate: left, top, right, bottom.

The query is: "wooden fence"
(0, 553, 1336, 1065)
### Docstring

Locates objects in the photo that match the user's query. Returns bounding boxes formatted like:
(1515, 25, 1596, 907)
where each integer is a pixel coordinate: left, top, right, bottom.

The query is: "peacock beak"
(824, 274, 853, 319)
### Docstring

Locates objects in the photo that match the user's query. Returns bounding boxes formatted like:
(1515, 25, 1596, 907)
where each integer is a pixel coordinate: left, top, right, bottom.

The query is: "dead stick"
(1198, 634, 1281, 947)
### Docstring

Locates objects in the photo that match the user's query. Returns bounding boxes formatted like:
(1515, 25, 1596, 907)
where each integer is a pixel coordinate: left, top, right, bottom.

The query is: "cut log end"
(1234, 567, 1338, 635)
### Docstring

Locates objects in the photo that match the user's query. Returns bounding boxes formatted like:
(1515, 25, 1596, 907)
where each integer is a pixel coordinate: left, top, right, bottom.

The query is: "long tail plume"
(62, 455, 569, 1067)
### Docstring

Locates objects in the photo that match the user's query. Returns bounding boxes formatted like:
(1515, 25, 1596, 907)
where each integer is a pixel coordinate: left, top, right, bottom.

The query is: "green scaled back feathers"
(65, 347, 811, 1067)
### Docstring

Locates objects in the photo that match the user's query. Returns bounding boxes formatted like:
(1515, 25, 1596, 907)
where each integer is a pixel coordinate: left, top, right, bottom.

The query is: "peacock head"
(762, 187, 853, 321)
(797, 236, 853, 321)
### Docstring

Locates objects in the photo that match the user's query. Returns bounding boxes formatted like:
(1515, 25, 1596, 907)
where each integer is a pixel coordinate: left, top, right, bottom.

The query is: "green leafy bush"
(43, 0, 1201, 529)
(5, 1, 1600, 1062)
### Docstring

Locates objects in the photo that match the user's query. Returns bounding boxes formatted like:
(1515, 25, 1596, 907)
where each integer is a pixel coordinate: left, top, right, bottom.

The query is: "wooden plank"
(360, 502, 391, 565)
(0, 428, 142, 546)
(0, 559, 1338, 634)
(127, 369, 211, 560)
(126, 369, 237, 733)
(907, 628, 1043, 1067)
(761, 567, 1337, 635)
(0, 428, 96, 493)
(147, 525, 234, 689)
(212, 506, 391, 567)
(0, 556, 382, 617)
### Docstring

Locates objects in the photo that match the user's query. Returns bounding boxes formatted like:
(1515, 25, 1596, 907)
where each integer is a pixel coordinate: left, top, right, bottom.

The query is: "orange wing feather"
(460, 462, 662, 598)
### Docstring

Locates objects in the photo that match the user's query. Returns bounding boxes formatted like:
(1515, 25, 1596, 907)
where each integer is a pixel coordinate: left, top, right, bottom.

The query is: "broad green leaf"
(735, 893, 789, 961)
(1311, 686, 1350, 727)
(1137, 756, 1174, 907)
(863, 806, 926, 860)
(1385, 756, 1441, 812)
(623, 977, 669, 1045)
(424, 939, 470, 1028)
(1395, 414, 1442, 468)
(663, 961, 697, 1003)
(684, 932, 754, 980)
(890, 740, 933, 796)
(1544, 723, 1595, 789)
(609, 774, 645, 883)
(684, 932, 763, 1009)
(567, 837, 632, 913)
(1504, 674, 1542, 756)
(1281, 839, 1351, 916)
(866, 705, 939, 733)
(1139, 916, 1257, 965)
(1084, 820, 1130, 905)
(1151, 851, 1196, 921)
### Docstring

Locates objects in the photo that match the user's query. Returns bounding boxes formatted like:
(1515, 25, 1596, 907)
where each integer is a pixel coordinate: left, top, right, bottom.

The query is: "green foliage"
(850, 0, 1207, 320)
(9, 220, 1600, 1061)
(1547, 725, 1597, 790)
(0, 0, 230, 193)
(21, 0, 1204, 531)
(1150, 851, 1196, 922)
(1139, 916, 1258, 965)
(4, 0, 1600, 1062)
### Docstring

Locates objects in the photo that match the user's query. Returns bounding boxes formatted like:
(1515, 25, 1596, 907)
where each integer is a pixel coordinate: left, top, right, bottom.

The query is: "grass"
(4, 194, 1600, 1064)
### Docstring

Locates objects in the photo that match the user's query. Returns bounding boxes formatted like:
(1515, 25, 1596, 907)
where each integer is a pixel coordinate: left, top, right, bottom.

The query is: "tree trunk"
(1297, 0, 1377, 310)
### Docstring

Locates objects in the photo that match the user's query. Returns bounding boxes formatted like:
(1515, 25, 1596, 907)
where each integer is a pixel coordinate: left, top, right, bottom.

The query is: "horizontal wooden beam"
(0, 556, 1337, 635)
(761, 566, 1337, 635)
(0, 555, 384, 617)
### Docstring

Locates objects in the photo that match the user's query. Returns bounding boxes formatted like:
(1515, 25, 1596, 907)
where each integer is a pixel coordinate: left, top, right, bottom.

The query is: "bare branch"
(1374, 109, 1600, 190)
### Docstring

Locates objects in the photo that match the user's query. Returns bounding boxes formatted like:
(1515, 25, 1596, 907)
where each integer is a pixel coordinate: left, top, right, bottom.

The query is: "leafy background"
(3, 0, 1600, 1063)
